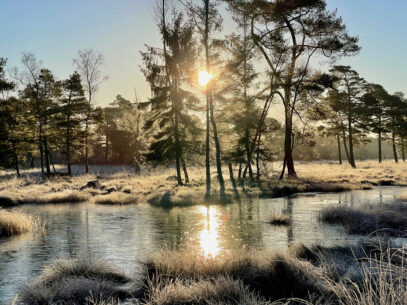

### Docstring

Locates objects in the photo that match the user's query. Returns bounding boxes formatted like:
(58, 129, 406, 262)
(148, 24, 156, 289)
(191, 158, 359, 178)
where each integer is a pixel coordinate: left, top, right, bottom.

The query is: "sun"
(198, 71, 212, 86)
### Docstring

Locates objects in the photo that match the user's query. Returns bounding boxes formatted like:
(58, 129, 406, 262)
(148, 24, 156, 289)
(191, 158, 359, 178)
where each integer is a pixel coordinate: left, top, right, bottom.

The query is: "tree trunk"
(342, 131, 351, 164)
(204, 0, 211, 198)
(44, 138, 51, 175)
(392, 122, 399, 163)
(337, 134, 342, 165)
(238, 163, 242, 184)
(182, 159, 189, 184)
(39, 126, 45, 175)
(85, 120, 89, 173)
(378, 131, 382, 163)
(347, 115, 356, 168)
(48, 149, 56, 174)
(402, 138, 406, 162)
(105, 132, 109, 165)
(256, 134, 261, 179)
(30, 154, 34, 168)
(283, 106, 297, 178)
(67, 126, 72, 176)
(228, 162, 239, 199)
(174, 97, 183, 186)
(209, 94, 226, 198)
(12, 142, 20, 177)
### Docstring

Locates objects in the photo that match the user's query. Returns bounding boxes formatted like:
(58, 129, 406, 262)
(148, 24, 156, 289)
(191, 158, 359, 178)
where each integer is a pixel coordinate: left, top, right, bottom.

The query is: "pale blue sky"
(0, 0, 406, 106)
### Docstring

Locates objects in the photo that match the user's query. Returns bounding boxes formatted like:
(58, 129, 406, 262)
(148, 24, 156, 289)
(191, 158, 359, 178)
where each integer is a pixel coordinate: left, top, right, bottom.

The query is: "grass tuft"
(269, 212, 291, 226)
(93, 192, 138, 205)
(0, 209, 42, 237)
(320, 204, 407, 236)
(17, 258, 136, 305)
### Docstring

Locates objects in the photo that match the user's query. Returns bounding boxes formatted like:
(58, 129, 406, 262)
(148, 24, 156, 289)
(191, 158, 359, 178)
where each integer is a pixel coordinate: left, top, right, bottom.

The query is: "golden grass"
(93, 192, 138, 205)
(17, 258, 133, 305)
(269, 212, 291, 225)
(320, 203, 407, 236)
(296, 160, 407, 186)
(144, 276, 270, 305)
(40, 190, 91, 203)
(0, 209, 42, 237)
(0, 161, 406, 208)
(15, 240, 407, 305)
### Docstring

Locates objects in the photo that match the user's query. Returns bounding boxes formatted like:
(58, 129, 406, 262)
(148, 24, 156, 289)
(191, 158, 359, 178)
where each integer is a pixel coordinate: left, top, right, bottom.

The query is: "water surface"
(1, 186, 406, 303)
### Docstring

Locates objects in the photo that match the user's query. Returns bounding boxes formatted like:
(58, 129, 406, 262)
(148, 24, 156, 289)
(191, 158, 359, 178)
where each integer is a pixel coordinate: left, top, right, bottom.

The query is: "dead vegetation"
(14, 239, 407, 305)
(0, 161, 406, 208)
(320, 203, 407, 237)
(0, 208, 43, 237)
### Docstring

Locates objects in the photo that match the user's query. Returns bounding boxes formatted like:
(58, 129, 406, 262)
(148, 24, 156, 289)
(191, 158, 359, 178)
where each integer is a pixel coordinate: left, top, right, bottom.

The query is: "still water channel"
(1, 186, 406, 303)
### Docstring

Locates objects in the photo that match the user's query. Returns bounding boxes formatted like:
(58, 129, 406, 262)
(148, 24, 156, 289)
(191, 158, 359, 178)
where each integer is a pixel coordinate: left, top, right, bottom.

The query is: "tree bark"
(209, 94, 226, 198)
(256, 134, 261, 179)
(174, 96, 183, 186)
(67, 124, 72, 176)
(85, 120, 89, 173)
(182, 159, 189, 184)
(283, 106, 297, 178)
(12, 142, 20, 177)
(105, 132, 109, 165)
(342, 131, 351, 164)
(392, 121, 399, 163)
(402, 138, 406, 162)
(44, 137, 51, 175)
(337, 134, 342, 165)
(378, 131, 382, 163)
(228, 162, 239, 199)
(347, 115, 356, 168)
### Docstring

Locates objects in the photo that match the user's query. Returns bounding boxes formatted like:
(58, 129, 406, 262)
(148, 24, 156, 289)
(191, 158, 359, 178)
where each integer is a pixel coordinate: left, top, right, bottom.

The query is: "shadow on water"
(0, 186, 406, 302)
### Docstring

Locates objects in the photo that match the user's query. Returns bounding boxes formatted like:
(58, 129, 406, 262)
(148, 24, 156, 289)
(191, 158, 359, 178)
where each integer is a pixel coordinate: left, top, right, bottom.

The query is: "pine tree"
(57, 72, 88, 176)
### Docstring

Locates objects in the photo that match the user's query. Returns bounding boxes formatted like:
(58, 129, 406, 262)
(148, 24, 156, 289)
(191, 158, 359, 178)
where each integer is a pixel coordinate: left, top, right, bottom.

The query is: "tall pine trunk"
(105, 132, 109, 165)
(342, 131, 351, 164)
(347, 114, 356, 168)
(66, 124, 72, 176)
(12, 141, 20, 177)
(209, 94, 226, 198)
(402, 138, 406, 162)
(282, 104, 297, 178)
(337, 134, 342, 165)
(182, 159, 189, 184)
(378, 131, 382, 163)
(174, 97, 183, 186)
(85, 120, 89, 173)
(392, 119, 399, 163)
(44, 137, 51, 175)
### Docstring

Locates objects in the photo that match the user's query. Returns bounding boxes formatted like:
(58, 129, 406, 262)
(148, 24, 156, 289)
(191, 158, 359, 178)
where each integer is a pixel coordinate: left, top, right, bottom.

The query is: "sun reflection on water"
(198, 205, 221, 257)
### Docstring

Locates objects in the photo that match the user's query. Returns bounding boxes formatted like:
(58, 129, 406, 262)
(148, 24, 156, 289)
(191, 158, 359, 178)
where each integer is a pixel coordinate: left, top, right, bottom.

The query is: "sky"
(0, 0, 406, 107)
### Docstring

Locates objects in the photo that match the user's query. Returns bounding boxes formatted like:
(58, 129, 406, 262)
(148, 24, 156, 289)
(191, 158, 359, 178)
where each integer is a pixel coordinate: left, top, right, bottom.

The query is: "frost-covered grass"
(15, 239, 407, 305)
(320, 202, 407, 237)
(0, 161, 405, 208)
(269, 212, 291, 225)
(0, 209, 43, 237)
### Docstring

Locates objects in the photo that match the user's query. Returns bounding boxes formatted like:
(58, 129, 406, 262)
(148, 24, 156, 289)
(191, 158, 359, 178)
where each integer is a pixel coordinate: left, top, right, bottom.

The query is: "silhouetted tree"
(73, 48, 108, 173)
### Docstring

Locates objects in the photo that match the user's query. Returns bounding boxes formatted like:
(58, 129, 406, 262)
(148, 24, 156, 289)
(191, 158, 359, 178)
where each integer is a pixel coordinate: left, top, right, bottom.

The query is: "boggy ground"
(12, 238, 407, 305)
(320, 201, 407, 237)
(0, 161, 406, 208)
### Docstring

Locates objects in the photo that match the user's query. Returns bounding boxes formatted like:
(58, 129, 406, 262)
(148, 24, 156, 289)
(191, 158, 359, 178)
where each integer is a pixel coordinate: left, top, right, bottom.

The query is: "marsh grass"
(17, 258, 136, 305)
(15, 240, 407, 305)
(93, 192, 138, 205)
(0, 161, 406, 208)
(269, 212, 291, 225)
(320, 203, 407, 236)
(0, 209, 42, 237)
(144, 249, 328, 302)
